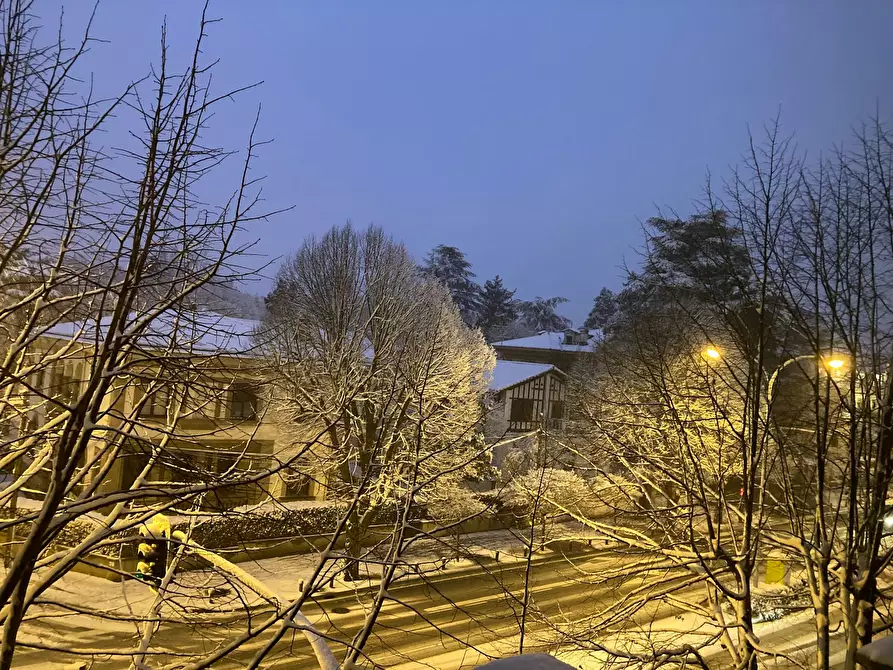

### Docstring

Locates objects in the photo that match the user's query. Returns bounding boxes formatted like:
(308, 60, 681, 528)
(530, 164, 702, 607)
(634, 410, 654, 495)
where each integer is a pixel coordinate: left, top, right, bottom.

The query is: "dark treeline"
(420, 244, 572, 341)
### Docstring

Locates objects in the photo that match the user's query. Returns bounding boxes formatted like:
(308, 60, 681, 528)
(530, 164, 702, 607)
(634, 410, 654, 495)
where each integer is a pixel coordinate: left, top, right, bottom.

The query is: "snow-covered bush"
(587, 473, 639, 513)
(424, 481, 489, 558)
(425, 481, 487, 525)
(506, 468, 593, 520)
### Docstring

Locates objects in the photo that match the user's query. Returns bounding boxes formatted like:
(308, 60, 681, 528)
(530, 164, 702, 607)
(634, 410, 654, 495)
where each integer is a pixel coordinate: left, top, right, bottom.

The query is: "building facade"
(486, 361, 566, 469)
(485, 329, 598, 471)
(13, 312, 325, 511)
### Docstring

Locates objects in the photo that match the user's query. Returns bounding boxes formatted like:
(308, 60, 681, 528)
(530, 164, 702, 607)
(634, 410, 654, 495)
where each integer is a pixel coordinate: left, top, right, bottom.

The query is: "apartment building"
(14, 311, 324, 509)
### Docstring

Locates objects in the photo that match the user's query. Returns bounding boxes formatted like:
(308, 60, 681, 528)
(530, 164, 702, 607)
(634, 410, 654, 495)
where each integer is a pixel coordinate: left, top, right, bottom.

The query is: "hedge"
(0, 508, 128, 557)
(4, 493, 520, 560)
(187, 501, 426, 549)
(1, 501, 428, 558)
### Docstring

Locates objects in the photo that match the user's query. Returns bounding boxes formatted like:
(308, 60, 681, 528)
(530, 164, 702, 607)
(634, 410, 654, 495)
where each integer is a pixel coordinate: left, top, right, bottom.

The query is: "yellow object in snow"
(143, 513, 171, 539)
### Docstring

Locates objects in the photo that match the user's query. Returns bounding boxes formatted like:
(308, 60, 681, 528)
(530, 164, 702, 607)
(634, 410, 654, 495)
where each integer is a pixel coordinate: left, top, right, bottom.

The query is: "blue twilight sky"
(45, 1, 892, 324)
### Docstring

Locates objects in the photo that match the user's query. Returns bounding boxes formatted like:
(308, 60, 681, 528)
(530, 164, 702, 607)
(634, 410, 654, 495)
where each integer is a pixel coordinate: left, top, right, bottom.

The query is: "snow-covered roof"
(42, 310, 262, 356)
(488, 360, 561, 392)
(491, 331, 599, 353)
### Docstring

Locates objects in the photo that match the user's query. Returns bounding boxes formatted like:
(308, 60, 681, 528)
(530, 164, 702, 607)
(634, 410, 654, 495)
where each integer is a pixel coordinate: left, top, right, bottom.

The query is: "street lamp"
(767, 353, 850, 405)
(825, 356, 846, 370)
(697, 345, 850, 414)
(698, 347, 852, 584)
(703, 346, 722, 361)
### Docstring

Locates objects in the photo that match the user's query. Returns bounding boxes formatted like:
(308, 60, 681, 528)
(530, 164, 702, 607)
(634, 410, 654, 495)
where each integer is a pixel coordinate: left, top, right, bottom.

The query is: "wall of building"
(494, 346, 578, 371)
(484, 371, 566, 471)
(15, 338, 308, 508)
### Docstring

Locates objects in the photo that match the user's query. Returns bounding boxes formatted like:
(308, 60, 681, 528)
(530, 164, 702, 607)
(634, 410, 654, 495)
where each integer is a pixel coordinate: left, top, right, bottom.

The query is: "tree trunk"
(815, 573, 831, 670)
(343, 512, 362, 582)
(844, 600, 861, 670)
(736, 565, 758, 670)
(857, 572, 878, 648)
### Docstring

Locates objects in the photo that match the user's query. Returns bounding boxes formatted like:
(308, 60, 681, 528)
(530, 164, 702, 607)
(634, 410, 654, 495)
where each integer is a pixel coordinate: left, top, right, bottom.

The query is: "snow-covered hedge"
(187, 502, 423, 548)
(2, 501, 428, 558)
(0, 507, 130, 557)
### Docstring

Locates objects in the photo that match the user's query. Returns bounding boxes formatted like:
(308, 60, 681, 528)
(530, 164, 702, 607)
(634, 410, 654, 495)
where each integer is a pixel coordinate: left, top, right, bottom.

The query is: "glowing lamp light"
(825, 358, 846, 370)
(704, 347, 721, 360)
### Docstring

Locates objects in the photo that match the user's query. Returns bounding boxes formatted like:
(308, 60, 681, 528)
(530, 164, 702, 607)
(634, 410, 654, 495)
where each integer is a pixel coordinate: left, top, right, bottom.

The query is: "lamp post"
(703, 346, 848, 410)
(701, 346, 850, 586)
(767, 353, 848, 410)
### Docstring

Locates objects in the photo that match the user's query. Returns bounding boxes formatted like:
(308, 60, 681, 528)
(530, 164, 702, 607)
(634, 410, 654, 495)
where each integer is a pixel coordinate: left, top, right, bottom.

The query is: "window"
(150, 459, 175, 485)
(348, 460, 363, 482)
(216, 452, 239, 476)
(228, 383, 258, 420)
(283, 468, 311, 498)
(550, 400, 565, 420)
(47, 371, 78, 417)
(138, 384, 169, 418)
(30, 366, 45, 395)
(121, 451, 151, 490)
(510, 398, 535, 423)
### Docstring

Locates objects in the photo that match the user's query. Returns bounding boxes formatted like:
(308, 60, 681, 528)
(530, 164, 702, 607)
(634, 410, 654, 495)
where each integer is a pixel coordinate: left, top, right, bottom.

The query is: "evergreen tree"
(606, 210, 758, 348)
(420, 244, 480, 325)
(517, 296, 571, 332)
(584, 287, 617, 331)
(596, 211, 750, 330)
(487, 318, 538, 343)
(625, 210, 752, 314)
(477, 275, 517, 341)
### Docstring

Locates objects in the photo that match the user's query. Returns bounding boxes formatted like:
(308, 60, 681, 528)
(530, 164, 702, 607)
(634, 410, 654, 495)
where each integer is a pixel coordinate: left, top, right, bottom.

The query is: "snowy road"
(13, 547, 690, 669)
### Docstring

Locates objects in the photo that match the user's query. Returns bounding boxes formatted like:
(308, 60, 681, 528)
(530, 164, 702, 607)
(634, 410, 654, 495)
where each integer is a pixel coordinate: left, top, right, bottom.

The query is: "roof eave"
(489, 365, 566, 394)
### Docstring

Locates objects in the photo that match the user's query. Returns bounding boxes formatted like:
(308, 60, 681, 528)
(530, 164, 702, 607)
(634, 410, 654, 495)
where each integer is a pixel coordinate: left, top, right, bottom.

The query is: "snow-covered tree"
(508, 468, 591, 526)
(477, 275, 517, 341)
(566, 303, 764, 667)
(516, 296, 571, 332)
(420, 244, 480, 326)
(196, 284, 267, 319)
(563, 120, 893, 670)
(263, 224, 495, 580)
(602, 210, 754, 338)
(583, 287, 617, 331)
(640, 210, 752, 306)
